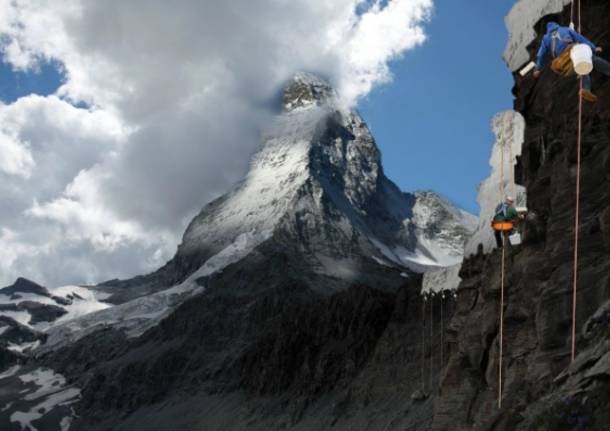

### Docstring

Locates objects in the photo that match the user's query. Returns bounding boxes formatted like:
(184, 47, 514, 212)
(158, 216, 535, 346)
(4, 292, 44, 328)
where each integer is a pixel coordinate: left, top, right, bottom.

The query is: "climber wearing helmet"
(492, 196, 519, 248)
(532, 21, 610, 103)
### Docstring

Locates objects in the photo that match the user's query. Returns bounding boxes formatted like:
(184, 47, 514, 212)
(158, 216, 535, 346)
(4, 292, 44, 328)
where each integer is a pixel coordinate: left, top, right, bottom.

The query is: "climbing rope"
(429, 292, 434, 392)
(421, 294, 426, 393)
(440, 291, 444, 370)
(499, 237, 506, 409)
(570, 0, 583, 367)
(496, 121, 508, 409)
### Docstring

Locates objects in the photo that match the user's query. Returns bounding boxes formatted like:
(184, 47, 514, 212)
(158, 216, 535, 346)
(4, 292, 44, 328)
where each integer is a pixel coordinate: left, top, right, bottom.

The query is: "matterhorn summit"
(152, 72, 476, 291)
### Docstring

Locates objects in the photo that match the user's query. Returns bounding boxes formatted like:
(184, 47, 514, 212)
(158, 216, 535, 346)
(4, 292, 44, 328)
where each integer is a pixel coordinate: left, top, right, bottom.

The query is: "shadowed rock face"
(44, 246, 448, 431)
(432, 2, 610, 430)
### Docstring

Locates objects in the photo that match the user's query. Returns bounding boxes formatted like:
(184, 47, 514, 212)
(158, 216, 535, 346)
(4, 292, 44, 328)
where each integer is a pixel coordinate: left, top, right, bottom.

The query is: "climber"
(532, 21, 610, 103)
(492, 196, 519, 248)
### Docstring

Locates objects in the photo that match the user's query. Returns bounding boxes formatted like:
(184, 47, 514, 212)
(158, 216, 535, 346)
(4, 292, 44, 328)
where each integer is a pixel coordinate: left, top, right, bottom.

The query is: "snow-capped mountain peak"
(3, 73, 476, 355)
(172, 73, 475, 283)
(282, 72, 336, 112)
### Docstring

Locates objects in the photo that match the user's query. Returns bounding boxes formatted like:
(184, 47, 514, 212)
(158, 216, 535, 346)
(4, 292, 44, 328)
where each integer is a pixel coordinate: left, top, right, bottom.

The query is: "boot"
(580, 89, 598, 103)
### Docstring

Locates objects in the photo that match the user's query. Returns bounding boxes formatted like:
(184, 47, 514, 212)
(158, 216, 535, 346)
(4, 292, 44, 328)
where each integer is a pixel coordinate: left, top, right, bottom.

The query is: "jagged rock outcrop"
(504, 0, 572, 71)
(432, 1, 610, 430)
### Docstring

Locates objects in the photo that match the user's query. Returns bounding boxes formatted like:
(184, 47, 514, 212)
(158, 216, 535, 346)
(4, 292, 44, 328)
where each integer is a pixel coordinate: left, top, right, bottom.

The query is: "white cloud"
(0, 129, 35, 177)
(341, 0, 430, 102)
(0, 0, 433, 287)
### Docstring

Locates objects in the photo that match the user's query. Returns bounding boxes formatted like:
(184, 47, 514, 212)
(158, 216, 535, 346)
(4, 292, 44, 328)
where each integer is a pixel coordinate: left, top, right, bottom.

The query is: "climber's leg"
(494, 230, 503, 248)
(592, 55, 610, 77)
(580, 56, 610, 103)
(581, 75, 597, 103)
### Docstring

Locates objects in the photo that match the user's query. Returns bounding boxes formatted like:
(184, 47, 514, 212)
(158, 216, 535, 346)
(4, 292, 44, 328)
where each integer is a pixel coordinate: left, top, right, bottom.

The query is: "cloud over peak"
(0, 0, 433, 286)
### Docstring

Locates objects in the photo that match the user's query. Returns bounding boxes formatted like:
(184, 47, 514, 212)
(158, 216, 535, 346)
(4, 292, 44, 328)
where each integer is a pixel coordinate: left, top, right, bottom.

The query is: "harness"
(550, 30, 577, 77)
(495, 203, 509, 218)
(551, 30, 574, 58)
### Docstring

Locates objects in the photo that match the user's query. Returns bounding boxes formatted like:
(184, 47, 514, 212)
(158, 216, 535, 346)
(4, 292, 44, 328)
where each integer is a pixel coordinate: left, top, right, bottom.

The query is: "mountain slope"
(0, 73, 475, 430)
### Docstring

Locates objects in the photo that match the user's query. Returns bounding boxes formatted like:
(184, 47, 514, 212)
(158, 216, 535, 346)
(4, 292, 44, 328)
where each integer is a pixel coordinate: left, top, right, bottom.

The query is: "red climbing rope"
(499, 239, 506, 409)
(571, 0, 583, 364)
(497, 122, 507, 409)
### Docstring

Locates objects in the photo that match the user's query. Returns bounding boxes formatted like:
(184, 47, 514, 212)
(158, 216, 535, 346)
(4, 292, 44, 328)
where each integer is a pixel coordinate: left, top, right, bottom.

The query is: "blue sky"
(0, 0, 515, 216)
(0, 60, 64, 103)
(359, 0, 516, 213)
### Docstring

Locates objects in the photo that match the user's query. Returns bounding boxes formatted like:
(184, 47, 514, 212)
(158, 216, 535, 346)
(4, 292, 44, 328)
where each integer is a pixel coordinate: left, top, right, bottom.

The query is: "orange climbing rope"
(498, 238, 506, 409)
(497, 121, 508, 409)
(571, 0, 583, 363)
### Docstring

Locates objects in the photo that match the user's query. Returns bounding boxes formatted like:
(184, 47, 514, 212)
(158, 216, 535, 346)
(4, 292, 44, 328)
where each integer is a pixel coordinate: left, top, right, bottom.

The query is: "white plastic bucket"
(570, 44, 594, 76)
(509, 232, 522, 246)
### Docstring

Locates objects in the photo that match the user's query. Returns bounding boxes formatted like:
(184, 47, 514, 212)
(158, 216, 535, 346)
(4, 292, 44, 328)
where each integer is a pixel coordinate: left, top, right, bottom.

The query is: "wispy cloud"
(0, 0, 433, 286)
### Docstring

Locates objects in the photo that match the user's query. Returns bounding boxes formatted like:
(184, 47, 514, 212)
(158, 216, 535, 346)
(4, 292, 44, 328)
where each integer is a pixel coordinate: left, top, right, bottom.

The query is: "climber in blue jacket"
(533, 22, 610, 103)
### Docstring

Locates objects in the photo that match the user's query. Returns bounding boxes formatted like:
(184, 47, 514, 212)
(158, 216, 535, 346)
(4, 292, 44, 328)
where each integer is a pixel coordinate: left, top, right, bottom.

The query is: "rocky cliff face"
(433, 1, 610, 430)
(504, 0, 571, 71)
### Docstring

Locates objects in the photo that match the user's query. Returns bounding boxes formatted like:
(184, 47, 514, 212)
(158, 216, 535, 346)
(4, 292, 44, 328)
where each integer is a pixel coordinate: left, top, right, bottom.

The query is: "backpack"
(550, 31, 576, 77)
(494, 204, 508, 221)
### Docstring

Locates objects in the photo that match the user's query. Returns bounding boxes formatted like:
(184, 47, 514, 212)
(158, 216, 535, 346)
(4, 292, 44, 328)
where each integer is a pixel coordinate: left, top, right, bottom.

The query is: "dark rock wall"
(50, 245, 432, 430)
(432, 2, 610, 430)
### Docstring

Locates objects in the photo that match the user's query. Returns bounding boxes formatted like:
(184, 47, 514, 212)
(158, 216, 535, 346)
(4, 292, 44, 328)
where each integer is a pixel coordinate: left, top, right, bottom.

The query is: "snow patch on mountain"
(3, 367, 80, 431)
(39, 229, 269, 352)
(504, 0, 572, 71)
(0, 284, 111, 332)
(0, 311, 31, 327)
(179, 106, 319, 258)
(7, 340, 40, 353)
(421, 264, 462, 295)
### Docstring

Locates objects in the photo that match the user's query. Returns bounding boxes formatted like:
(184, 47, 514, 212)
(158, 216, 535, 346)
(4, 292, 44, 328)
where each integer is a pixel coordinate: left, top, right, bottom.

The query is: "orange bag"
(551, 45, 576, 77)
(492, 221, 514, 232)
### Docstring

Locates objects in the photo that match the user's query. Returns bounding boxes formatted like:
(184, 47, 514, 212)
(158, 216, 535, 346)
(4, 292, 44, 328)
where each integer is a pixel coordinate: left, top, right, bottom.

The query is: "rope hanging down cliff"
(497, 125, 508, 410)
(571, 0, 583, 364)
(494, 120, 519, 409)
(421, 294, 426, 394)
